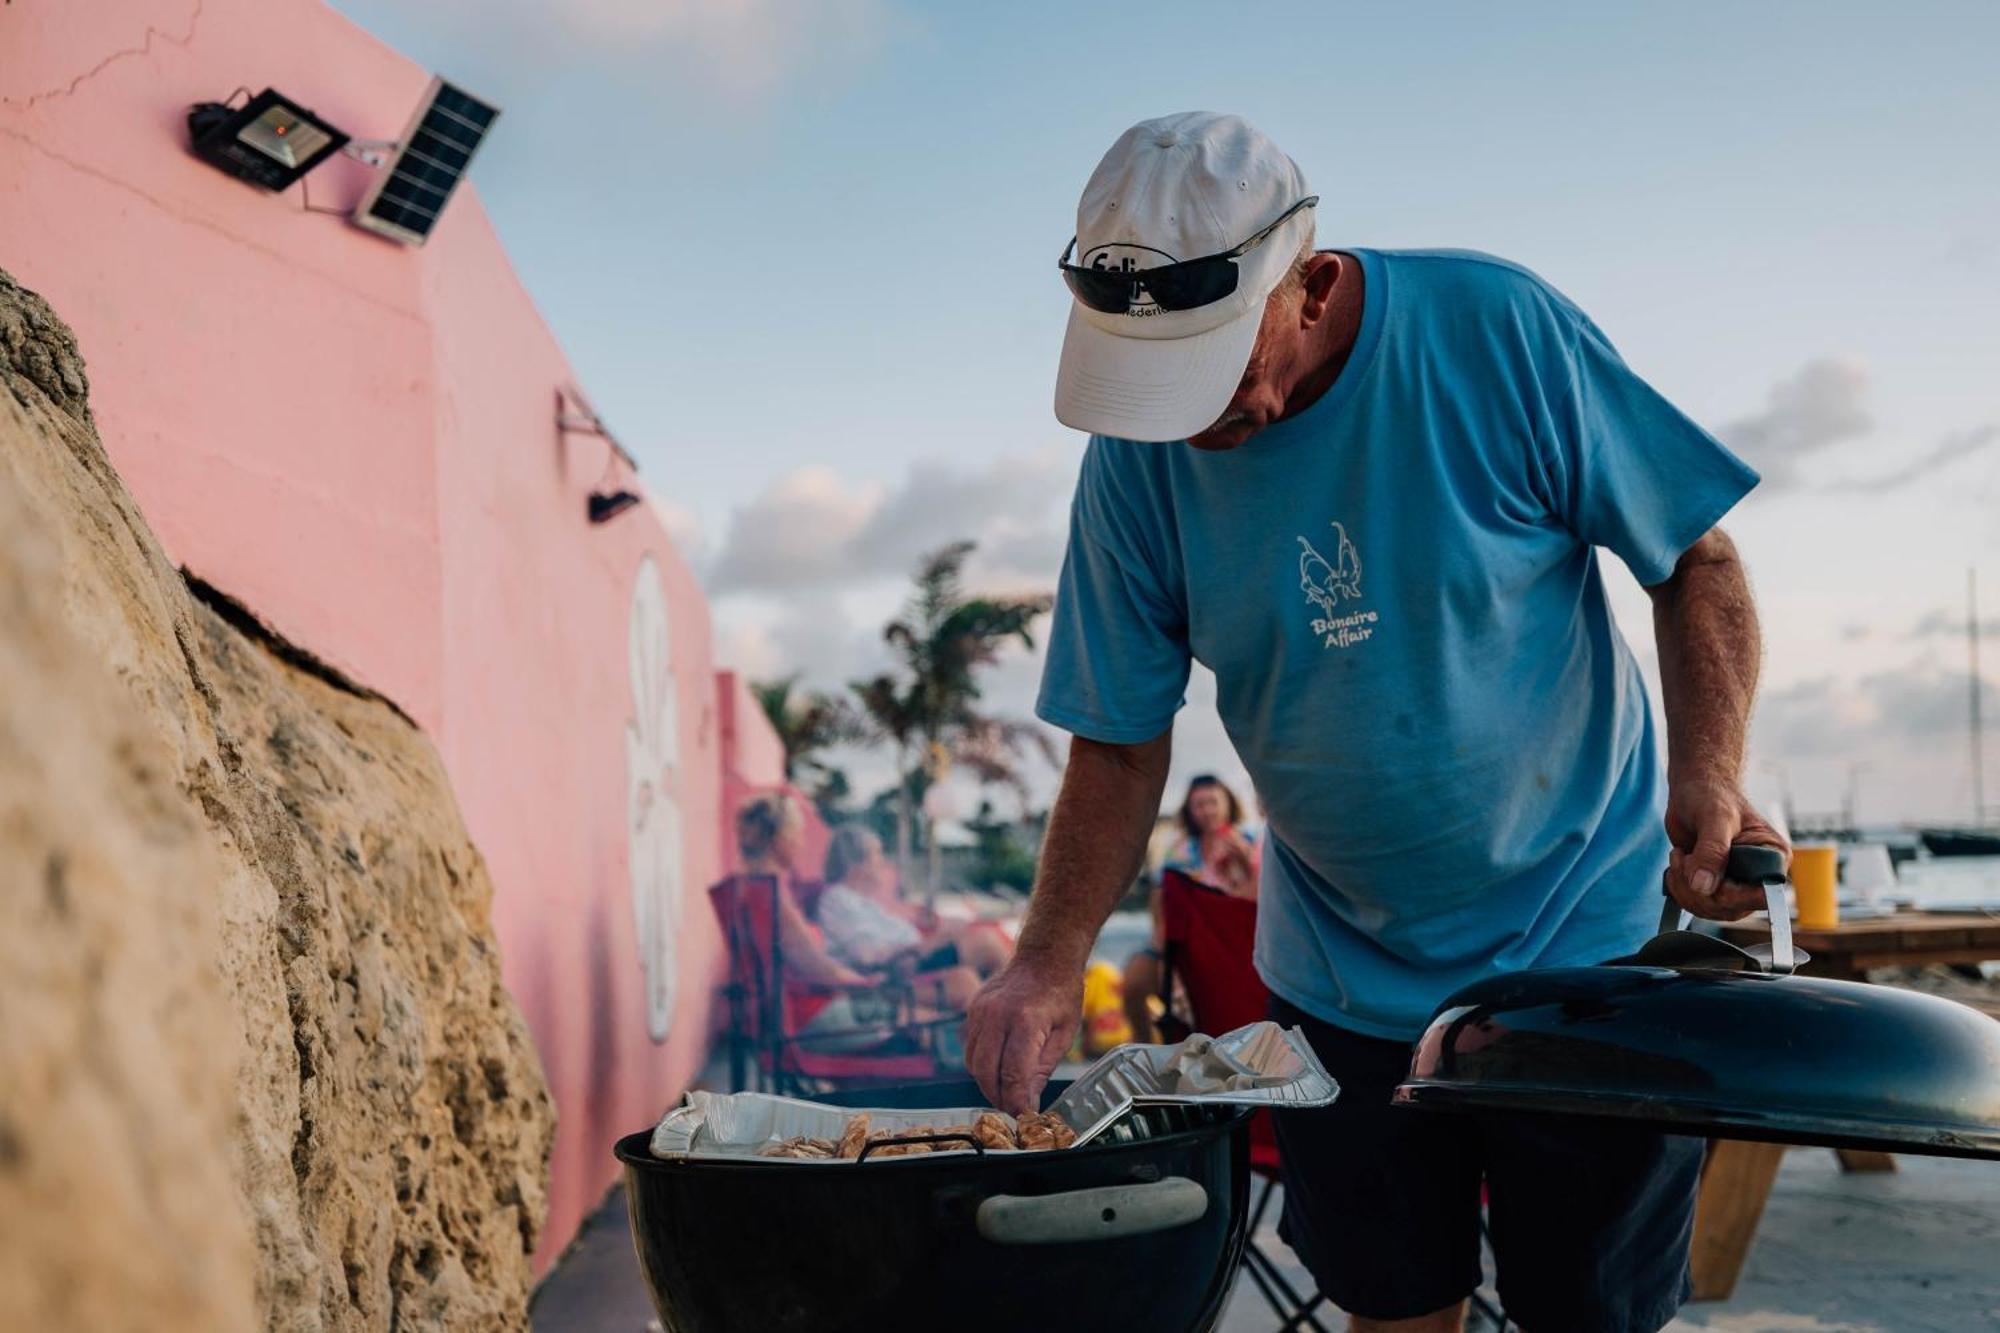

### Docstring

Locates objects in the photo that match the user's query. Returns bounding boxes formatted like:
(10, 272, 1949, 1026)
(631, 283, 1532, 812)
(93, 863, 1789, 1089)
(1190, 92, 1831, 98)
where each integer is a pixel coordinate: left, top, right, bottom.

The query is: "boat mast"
(1974, 567, 1987, 825)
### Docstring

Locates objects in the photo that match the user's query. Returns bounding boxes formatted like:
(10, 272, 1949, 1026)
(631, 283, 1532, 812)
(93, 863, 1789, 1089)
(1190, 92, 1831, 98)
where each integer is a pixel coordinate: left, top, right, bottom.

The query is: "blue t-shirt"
(1036, 248, 1760, 1039)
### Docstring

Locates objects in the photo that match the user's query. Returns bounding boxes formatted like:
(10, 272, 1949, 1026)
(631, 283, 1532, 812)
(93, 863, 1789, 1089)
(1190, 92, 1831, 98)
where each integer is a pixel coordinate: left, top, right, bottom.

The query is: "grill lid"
(1394, 850, 2000, 1159)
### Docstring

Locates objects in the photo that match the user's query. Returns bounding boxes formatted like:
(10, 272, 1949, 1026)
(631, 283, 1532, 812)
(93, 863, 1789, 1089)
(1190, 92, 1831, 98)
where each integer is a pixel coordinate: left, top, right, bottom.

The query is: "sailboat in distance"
(1920, 568, 2000, 857)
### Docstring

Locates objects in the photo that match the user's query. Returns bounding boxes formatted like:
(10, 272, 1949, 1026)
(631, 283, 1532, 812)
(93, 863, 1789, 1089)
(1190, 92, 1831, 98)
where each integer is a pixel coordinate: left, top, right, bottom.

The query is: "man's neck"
(1276, 251, 1366, 425)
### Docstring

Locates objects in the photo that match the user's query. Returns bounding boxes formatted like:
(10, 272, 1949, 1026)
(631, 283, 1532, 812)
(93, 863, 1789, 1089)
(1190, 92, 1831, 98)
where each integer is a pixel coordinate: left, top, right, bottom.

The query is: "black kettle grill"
(616, 1080, 1256, 1333)
(1395, 846, 2000, 1159)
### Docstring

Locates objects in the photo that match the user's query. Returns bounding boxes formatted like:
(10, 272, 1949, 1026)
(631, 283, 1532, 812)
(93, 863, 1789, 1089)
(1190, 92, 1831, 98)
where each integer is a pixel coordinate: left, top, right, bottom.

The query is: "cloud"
(647, 496, 706, 565)
(1820, 424, 1998, 495)
(1944, 230, 1996, 270)
(554, 0, 896, 100)
(705, 467, 884, 593)
(380, 0, 902, 105)
(1752, 676, 1860, 760)
(1719, 358, 1871, 492)
(707, 452, 1072, 595)
(1717, 361, 1995, 497)
(1910, 608, 2000, 640)
(848, 452, 1073, 585)
(715, 589, 888, 686)
(1754, 664, 1993, 761)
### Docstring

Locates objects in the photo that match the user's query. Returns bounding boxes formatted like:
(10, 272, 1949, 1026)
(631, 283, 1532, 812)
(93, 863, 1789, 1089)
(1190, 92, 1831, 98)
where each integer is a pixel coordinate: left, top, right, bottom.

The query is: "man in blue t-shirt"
(965, 112, 1789, 1333)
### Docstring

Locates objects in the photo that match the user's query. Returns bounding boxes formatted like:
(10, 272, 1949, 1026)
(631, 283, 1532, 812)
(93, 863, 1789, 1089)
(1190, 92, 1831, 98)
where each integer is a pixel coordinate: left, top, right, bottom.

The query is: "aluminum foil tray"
(649, 1021, 1337, 1162)
(1050, 1021, 1339, 1147)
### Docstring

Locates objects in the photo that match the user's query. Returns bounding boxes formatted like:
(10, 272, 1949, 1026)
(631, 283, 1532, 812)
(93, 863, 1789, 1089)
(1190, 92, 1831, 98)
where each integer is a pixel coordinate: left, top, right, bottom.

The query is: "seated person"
(1122, 775, 1262, 1041)
(733, 793, 961, 1047)
(815, 824, 1010, 1010)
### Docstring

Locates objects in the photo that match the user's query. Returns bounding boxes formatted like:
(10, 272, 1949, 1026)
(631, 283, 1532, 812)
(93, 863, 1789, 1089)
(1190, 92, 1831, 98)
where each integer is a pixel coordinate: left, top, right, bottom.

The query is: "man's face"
(1185, 285, 1307, 452)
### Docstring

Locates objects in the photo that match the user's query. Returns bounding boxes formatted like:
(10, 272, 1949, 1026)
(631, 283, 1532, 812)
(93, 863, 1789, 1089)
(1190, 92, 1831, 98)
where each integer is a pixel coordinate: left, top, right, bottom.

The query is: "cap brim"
(1053, 302, 1260, 442)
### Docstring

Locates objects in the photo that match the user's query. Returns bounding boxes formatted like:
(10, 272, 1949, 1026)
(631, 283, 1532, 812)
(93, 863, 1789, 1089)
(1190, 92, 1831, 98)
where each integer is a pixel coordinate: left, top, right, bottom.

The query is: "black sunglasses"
(1058, 195, 1319, 314)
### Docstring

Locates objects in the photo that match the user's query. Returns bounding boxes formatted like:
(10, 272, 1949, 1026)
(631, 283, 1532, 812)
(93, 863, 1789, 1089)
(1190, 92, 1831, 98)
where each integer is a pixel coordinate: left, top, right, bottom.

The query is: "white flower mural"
(625, 555, 684, 1042)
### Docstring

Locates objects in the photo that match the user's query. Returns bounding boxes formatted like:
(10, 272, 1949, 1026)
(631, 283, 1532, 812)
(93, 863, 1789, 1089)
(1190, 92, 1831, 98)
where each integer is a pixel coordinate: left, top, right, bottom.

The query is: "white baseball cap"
(1054, 111, 1315, 442)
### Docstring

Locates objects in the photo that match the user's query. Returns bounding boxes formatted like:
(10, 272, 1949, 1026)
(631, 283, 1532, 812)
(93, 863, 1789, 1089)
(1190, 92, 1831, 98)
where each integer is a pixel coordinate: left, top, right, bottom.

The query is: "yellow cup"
(1792, 843, 1839, 929)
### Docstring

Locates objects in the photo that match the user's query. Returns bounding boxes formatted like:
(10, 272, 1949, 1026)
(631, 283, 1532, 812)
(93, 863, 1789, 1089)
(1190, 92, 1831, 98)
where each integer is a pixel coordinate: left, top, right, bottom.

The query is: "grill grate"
(1089, 1101, 1240, 1147)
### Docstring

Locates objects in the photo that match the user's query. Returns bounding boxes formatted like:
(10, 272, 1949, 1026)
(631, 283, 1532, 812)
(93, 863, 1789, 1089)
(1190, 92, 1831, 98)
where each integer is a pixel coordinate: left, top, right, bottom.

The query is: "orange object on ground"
(1080, 960, 1133, 1055)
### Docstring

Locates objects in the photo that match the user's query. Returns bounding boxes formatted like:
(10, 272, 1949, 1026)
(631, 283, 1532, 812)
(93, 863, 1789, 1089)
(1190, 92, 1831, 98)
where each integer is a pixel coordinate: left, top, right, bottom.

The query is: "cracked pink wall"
(2, 0, 757, 1270)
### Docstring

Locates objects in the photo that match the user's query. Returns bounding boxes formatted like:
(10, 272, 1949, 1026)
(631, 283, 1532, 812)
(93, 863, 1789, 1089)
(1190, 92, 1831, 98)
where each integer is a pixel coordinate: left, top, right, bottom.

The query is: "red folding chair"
(1158, 869, 1330, 1332)
(708, 874, 950, 1096)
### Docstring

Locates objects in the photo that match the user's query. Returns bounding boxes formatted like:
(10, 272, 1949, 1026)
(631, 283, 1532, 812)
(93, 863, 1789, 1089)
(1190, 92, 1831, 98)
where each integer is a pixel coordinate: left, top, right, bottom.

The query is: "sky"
(329, 0, 2000, 829)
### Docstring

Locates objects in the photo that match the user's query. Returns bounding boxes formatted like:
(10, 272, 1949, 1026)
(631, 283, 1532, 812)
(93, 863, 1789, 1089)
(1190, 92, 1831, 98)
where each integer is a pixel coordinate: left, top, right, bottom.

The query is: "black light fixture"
(556, 386, 644, 525)
(588, 490, 642, 524)
(187, 88, 349, 191)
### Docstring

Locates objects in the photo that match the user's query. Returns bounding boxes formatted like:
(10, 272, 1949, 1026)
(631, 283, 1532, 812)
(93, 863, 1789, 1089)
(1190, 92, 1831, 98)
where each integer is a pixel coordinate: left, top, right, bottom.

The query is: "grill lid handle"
(974, 1177, 1208, 1246)
(1656, 843, 1796, 975)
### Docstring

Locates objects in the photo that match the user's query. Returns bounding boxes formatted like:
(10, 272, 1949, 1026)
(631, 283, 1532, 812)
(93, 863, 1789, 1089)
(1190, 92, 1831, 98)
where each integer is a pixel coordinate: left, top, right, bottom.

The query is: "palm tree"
(851, 541, 1055, 897)
(750, 675, 866, 818)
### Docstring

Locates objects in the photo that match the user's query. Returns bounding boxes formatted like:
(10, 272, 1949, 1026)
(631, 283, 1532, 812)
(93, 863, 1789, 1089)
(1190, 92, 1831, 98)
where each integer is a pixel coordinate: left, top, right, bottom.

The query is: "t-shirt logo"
(1297, 521, 1378, 649)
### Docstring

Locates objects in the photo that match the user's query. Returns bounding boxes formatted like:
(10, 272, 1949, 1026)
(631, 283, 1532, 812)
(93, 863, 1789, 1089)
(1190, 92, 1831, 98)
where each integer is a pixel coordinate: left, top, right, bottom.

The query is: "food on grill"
(934, 1122, 990, 1150)
(837, 1113, 871, 1158)
(736, 1108, 1095, 1162)
(1014, 1110, 1077, 1152)
(866, 1129, 919, 1157)
(752, 1112, 1082, 1160)
(758, 1136, 837, 1159)
(972, 1113, 1017, 1151)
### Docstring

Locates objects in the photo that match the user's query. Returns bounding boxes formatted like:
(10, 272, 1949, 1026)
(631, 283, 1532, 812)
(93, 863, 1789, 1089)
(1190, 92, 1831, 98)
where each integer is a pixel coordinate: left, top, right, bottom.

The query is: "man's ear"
(1298, 252, 1342, 327)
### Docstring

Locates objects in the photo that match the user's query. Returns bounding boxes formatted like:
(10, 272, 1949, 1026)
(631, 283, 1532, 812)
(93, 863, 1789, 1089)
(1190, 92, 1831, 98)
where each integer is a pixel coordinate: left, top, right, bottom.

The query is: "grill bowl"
(616, 1080, 1254, 1333)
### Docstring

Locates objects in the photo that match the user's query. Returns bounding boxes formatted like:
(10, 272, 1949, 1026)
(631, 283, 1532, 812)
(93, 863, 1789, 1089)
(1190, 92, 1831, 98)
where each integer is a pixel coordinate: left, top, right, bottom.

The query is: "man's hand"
(964, 957, 1083, 1114)
(1664, 777, 1790, 921)
(962, 730, 1173, 1112)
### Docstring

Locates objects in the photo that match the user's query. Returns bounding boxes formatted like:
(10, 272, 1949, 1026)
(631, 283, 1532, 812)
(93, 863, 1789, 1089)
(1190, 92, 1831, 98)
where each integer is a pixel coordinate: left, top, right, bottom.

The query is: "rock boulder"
(0, 270, 554, 1332)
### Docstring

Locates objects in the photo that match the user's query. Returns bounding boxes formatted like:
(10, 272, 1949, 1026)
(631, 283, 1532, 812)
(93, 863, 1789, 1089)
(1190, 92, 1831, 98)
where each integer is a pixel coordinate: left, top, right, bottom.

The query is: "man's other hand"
(1664, 778, 1791, 921)
(963, 957, 1084, 1115)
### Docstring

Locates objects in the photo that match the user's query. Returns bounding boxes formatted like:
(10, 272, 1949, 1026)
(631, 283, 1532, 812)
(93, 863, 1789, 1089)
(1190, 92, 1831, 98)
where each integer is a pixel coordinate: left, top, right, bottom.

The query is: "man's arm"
(964, 729, 1172, 1112)
(1647, 526, 1789, 920)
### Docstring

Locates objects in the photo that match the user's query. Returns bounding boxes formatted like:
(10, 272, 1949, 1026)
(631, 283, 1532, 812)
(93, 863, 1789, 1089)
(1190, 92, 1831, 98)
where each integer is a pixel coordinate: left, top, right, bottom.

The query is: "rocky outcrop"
(0, 270, 554, 1331)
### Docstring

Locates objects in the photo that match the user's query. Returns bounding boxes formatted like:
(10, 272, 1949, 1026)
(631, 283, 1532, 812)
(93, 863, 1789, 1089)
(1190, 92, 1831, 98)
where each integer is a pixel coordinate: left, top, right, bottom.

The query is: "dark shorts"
(1269, 994, 1704, 1332)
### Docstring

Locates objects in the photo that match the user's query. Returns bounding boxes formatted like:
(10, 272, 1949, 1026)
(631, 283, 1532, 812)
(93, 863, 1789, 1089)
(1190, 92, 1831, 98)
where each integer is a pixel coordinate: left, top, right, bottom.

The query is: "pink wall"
(2, 0, 759, 1270)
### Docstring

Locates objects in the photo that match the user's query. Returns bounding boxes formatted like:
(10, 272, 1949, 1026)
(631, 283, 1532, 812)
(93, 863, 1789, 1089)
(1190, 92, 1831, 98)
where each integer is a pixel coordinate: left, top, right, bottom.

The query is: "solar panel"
(351, 76, 499, 246)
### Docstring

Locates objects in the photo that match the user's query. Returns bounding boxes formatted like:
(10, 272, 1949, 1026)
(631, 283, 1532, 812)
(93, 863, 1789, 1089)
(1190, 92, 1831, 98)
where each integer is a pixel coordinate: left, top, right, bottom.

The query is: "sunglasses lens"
(1063, 267, 1139, 313)
(1144, 257, 1239, 311)
(1062, 256, 1241, 313)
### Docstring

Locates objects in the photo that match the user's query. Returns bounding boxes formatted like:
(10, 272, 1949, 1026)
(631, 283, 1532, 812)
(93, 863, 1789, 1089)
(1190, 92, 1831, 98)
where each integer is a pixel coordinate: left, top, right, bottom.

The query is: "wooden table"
(1721, 910, 2000, 981)
(1688, 911, 2000, 1300)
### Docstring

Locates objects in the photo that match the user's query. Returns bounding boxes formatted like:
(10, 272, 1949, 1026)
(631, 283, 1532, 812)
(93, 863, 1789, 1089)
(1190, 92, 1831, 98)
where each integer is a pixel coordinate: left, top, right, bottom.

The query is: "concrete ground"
(532, 1146, 2000, 1332)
